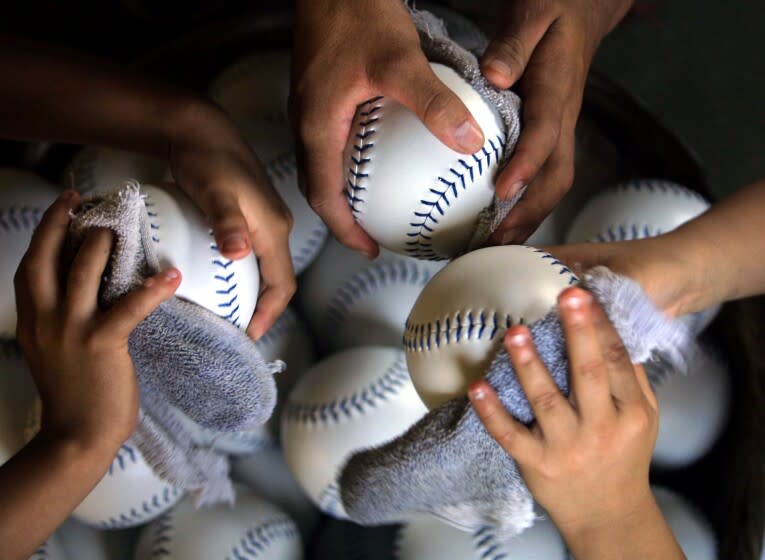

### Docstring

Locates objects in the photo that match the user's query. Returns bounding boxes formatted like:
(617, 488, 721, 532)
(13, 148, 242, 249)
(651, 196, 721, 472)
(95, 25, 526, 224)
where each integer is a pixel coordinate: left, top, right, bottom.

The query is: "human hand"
(14, 190, 181, 453)
(468, 286, 659, 533)
(167, 102, 295, 339)
(290, 0, 485, 259)
(483, 0, 633, 244)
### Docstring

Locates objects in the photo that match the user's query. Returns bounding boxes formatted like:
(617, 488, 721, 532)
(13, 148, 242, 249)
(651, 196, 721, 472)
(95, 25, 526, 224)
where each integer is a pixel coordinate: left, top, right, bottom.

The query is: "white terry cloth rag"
(339, 267, 700, 538)
(66, 183, 282, 505)
(408, 7, 526, 250)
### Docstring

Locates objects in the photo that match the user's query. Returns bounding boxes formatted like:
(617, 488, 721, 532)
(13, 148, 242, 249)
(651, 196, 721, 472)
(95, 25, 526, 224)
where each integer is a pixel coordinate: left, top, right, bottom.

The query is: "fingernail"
(222, 235, 247, 253)
(508, 332, 528, 347)
(508, 181, 525, 199)
(163, 268, 180, 281)
(454, 120, 484, 152)
(469, 385, 486, 401)
(562, 291, 591, 310)
(483, 58, 513, 81)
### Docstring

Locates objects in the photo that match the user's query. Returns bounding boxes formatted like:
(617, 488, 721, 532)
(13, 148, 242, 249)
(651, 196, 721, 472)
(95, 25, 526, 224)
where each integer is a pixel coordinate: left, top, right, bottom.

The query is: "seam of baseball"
(317, 481, 345, 518)
(472, 526, 509, 560)
(593, 223, 664, 242)
(405, 134, 505, 261)
(0, 206, 43, 232)
(615, 179, 707, 202)
(324, 260, 436, 328)
(148, 510, 175, 558)
(283, 353, 409, 425)
(228, 516, 299, 560)
(346, 96, 384, 215)
(403, 249, 577, 352)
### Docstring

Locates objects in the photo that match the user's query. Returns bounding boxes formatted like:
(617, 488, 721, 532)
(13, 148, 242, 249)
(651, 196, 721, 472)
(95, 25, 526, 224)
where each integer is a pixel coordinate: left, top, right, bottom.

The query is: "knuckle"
(493, 34, 528, 69)
(530, 390, 560, 414)
(574, 359, 606, 381)
(602, 341, 630, 365)
(421, 89, 461, 126)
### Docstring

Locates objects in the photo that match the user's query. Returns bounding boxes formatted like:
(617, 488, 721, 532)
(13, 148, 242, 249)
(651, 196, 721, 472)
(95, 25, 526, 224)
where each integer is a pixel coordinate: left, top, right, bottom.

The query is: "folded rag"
(66, 183, 283, 505)
(409, 7, 525, 251)
(339, 267, 698, 537)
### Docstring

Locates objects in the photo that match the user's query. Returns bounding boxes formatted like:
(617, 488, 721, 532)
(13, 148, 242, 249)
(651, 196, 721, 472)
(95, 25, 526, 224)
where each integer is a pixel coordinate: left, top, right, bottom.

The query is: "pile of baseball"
(1, 49, 724, 560)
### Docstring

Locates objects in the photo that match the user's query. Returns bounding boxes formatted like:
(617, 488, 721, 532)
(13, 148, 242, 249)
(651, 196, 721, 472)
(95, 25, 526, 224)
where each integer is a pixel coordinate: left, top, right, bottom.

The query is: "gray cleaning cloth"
(339, 267, 698, 537)
(409, 7, 526, 251)
(67, 183, 282, 505)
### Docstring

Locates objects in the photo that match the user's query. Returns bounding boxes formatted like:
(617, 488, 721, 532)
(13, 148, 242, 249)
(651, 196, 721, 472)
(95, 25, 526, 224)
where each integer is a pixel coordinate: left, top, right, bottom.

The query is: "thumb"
(379, 56, 485, 154)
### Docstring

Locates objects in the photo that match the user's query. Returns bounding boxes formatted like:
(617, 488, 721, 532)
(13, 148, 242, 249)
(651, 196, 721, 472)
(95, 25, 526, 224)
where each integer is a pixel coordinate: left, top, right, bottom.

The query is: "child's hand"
(14, 190, 181, 452)
(167, 104, 295, 339)
(468, 287, 664, 544)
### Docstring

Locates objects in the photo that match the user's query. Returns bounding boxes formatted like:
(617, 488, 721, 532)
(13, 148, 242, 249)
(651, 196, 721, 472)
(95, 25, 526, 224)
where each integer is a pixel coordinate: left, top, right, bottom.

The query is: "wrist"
(32, 429, 121, 468)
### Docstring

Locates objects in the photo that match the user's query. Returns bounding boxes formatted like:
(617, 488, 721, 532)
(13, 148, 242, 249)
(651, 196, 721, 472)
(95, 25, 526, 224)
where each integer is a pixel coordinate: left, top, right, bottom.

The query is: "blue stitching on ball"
(325, 259, 438, 328)
(615, 179, 708, 203)
(210, 233, 241, 328)
(317, 481, 344, 518)
(405, 134, 506, 261)
(472, 526, 508, 560)
(403, 248, 577, 351)
(227, 517, 299, 560)
(594, 223, 663, 242)
(292, 223, 327, 272)
(0, 206, 43, 232)
(29, 541, 52, 560)
(255, 308, 297, 352)
(346, 96, 384, 214)
(265, 151, 297, 183)
(284, 353, 409, 425)
(148, 512, 175, 558)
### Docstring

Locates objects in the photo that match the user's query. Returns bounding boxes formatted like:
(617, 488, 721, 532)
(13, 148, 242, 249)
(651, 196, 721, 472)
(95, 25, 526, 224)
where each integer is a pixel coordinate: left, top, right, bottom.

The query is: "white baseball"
(0, 168, 60, 337)
(653, 486, 717, 560)
(73, 442, 183, 529)
(141, 183, 259, 330)
(239, 120, 327, 275)
(29, 533, 68, 560)
(61, 147, 166, 195)
(395, 513, 566, 560)
(133, 486, 303, 560)
(280, 347, 428, 519)
(345, 62, 505, 260)
(57, 518, 137, 560)
(208, 51, 291, 125)
(232, 446, 320, 541)
(0, 343, 40, 466)
(565, 178, 718, 332)
(651, 350, 731, 468)
(566, 179, 710, 243)
(299, 237, 446, 352)
(405, 245, 578, 409)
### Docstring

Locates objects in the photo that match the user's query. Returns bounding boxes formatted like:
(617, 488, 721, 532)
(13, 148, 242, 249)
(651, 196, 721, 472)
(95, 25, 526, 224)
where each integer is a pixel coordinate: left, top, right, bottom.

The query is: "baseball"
(344, 62, 505, 260)
(405, 245, 578, 410)
(0, 343, 40, 467)
(73, 442, 183, 529)
(299, 237, 446, 352)
(133, 486, 303, 560)
(651, 349, 731, 468)
(566, 179, 710, 243)
(565, 178, 719, 332)
(395, 514, 566, 560)
(29, 533, 68, 560)
(232, 446, 320, 540)
(57, 518, 137, 560)
(0, 168, 60, 338)
(280, 347, 428, 519)
(239, 120, 327, 275)
(61, 146, 166, 195)
(653, 486, 717, 560)
(208, 50, 291, 125)
(141, 183, 259, 330)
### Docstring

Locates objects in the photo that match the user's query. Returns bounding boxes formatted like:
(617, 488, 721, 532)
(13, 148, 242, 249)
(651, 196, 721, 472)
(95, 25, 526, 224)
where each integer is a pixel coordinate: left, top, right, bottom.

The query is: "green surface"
(593, 0, 765, 198)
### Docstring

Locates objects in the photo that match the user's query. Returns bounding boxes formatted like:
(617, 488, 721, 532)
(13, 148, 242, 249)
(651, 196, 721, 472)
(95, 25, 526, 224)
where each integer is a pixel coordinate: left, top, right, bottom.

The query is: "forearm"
(0, 36, 220, 156)
(0, 432, 117, 559)
(558, 494, 686, 560)
(663, 180, 765, 312)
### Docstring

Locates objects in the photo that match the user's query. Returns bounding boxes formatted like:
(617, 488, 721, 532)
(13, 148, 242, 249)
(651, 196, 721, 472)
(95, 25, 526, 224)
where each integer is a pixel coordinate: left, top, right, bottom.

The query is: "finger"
(558, 287, 616, 424)
(295, 93, 379, 259)
(495, 27, 578, 201)
(481, 4, 558, 89)
(504, 325, 576, 439)
(587, 298, 645, 405)
(468, 379, 542, 465)
(376, 54, 485, 154)
(64, 228, 114, 321)
(246, 225, 296, 340)
(17, 190, 80, 312)
(100, 268, 181, 339)
(204, 193, 253, 261)
(632, 363, 658, 412)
